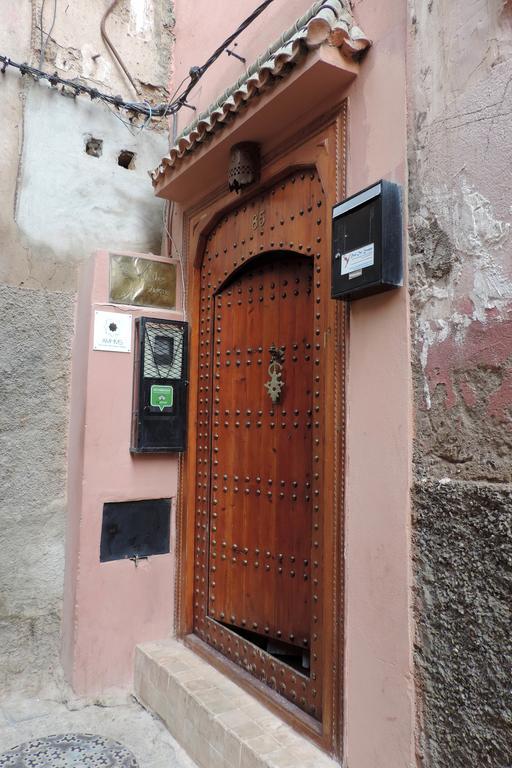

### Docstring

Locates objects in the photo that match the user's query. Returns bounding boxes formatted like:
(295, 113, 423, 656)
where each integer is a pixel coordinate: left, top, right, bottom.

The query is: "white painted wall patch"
(130, 0, 153, 35)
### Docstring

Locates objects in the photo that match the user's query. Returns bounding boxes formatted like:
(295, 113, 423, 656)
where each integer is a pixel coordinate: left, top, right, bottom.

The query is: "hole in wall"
(85, 136, 103, 157)
(118, 150, 136, 169)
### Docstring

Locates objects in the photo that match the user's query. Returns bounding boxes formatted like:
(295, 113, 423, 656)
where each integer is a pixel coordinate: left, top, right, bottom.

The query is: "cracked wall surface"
(0, 0, 173, 694)
(409, 1, 512, 765)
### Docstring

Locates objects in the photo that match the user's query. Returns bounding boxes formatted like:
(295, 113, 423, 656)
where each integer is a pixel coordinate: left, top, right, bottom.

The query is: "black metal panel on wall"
(331, 179, 402, 300)
(131, 317, 189, 453)
(100, 498, 171, 562)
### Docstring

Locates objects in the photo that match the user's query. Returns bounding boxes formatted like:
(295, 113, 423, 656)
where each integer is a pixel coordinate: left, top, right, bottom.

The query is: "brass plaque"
(109, 254, 177, 309)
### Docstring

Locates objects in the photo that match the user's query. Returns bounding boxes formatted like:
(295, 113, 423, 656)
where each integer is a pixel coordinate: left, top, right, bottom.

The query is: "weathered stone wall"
(0, 286, 74, 695)
(409, 1, 512, 764)
(0, 0, 173, 694)
(414, 481, 511, 767)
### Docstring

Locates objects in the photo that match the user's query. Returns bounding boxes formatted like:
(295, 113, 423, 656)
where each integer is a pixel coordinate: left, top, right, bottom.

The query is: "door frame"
(175, 103, 347, 758)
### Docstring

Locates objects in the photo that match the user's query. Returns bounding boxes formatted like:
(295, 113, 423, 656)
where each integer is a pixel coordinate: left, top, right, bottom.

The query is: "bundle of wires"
(0, 0, 275, 126)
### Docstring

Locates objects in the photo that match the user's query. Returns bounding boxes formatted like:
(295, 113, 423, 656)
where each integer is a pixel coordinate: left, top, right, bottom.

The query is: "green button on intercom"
(150, 384, 173, 411)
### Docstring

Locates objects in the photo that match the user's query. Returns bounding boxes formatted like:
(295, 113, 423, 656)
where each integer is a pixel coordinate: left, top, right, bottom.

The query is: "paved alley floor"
(0, 691, 198, 768)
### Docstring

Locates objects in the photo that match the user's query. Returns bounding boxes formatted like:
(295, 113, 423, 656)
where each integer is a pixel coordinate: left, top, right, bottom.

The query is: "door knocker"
(264, 344, 285, 404)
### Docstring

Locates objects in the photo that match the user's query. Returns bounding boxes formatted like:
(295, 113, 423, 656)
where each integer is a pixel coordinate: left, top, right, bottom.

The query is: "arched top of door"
(200, 170, 326, 291)
(214, 249, 311, 296)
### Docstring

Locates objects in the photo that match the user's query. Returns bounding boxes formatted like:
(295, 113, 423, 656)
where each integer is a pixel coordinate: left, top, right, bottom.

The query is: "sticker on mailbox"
(341, 243, 375, 276)
(150, 384, 173, 411)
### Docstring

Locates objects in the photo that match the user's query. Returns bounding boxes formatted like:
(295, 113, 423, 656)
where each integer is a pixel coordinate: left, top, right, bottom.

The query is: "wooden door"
(210, 254, 313, 652)
(192, 170, 336, 723)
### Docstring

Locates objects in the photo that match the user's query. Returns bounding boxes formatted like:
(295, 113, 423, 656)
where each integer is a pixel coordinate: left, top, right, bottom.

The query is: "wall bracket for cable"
(226, 49, 246, 64)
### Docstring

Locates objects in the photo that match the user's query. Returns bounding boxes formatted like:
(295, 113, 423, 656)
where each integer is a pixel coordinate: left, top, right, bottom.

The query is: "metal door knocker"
(264, 344, 285, 404)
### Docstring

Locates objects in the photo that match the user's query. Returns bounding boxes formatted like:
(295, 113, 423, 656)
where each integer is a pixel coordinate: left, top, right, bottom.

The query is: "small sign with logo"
(340, 242, 375, 278)
(150, 384, 174, 411)
(93, 311, 132, 353)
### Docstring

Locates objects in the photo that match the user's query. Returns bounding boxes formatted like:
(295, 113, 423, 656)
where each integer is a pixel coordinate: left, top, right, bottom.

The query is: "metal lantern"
(228, 142, 260, 192)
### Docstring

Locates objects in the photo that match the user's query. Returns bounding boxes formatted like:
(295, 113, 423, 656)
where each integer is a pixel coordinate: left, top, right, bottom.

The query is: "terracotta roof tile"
(152, 0, 370, 183)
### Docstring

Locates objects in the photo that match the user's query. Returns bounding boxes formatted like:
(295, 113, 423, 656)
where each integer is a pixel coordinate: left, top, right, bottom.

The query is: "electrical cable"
(163, 201, 187, 321)
(0, 54, 176, 118)
(39, 0, 57, 68)
(0, 0, 276, 125)
(172, 0, 276, 110)
(162, 73, 192, 122)
(196, 0, 275, 79)
(102, 99, 140, 133)
(100, 0, 140, 97)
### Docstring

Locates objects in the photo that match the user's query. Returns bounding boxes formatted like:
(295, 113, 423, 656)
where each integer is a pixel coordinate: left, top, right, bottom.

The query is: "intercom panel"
(131, 317, 188, 453)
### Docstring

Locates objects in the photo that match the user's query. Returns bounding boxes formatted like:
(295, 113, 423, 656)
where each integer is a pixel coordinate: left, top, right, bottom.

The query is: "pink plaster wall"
(62, 251, 182, 694)
(342, 3, 413, 766)
(167, 2, 414, 765)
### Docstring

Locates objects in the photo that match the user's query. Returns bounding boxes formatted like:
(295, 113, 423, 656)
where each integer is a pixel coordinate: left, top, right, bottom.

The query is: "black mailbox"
(131, 317, 188, 453)
(331, 180, 402, 301)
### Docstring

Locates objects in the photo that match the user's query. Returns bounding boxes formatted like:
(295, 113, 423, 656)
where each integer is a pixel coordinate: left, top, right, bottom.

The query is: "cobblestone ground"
(0, 690, 198, 768)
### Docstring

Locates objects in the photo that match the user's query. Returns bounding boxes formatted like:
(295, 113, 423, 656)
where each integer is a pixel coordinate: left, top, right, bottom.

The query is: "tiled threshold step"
(135, 640, 337, 768)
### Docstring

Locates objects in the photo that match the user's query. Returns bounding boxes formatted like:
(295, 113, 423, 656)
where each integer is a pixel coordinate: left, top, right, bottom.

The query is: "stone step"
(134, 639, 338, 768)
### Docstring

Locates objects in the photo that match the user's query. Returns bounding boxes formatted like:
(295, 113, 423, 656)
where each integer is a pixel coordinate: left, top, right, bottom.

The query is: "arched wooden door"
(192, 170, 342, 728)
(211, 253, 314, 649)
